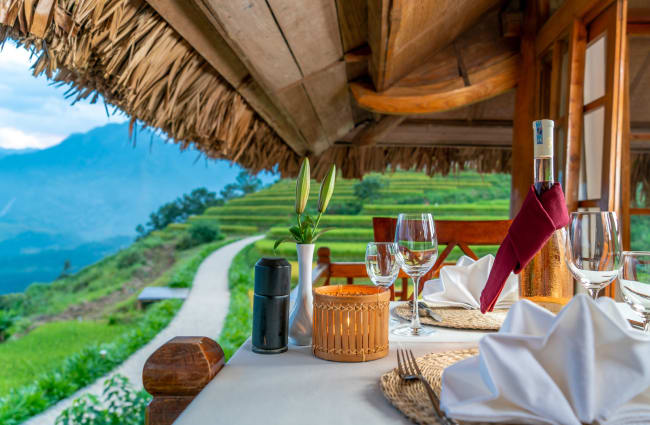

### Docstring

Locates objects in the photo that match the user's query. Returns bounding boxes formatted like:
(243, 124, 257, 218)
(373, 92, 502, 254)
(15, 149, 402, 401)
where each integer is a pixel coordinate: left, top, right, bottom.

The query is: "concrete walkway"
(24, 235, 263, 425)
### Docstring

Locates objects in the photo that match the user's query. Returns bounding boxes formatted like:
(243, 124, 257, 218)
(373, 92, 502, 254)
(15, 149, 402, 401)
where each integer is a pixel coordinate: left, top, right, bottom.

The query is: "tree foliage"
(220, 171, 262, 200)
(136, 187, 222, 237)
(353, 176, 387, 201)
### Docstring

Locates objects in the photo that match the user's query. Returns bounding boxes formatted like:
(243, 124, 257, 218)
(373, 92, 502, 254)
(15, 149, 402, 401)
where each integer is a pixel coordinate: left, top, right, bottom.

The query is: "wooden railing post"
(143, 336, 224, 425)
(317, 247, 332, 285)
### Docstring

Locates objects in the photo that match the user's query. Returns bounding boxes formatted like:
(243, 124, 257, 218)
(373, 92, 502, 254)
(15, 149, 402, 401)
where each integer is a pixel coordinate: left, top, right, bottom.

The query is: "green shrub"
(354, 176, 387, 201)
(0, 310, 16, 342)
(55, 375, 149, 425)
(116, 250, 144, 269)
(176, 222, 223, 250)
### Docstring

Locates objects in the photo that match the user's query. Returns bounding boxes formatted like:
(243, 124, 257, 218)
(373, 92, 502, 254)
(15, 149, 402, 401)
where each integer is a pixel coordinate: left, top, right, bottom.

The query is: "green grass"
(192, 215, 287, 226)
(220, 225, 259, 235)
(218, 244, 259, 360)
(0, 321, 127, 396)
(255, 239, 498, 261)
(361, 202, 509, 216)
(267, 226, 374, 242)
(317, 214, 508, 227)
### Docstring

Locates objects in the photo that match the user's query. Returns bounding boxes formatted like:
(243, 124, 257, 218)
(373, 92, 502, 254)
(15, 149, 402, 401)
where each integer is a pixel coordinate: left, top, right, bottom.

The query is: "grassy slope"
(0, 233, 235, 400)
(0, 321, 127, 394)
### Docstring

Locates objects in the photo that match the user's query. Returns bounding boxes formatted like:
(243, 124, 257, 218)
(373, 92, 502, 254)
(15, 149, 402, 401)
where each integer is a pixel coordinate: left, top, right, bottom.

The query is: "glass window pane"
(582, 106, 605, 199)
(584, 35, 607, 105)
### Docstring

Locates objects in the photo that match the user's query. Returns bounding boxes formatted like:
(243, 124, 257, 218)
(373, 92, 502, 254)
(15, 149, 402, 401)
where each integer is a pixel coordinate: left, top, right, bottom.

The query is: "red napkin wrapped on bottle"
(480, 183, 569, 313)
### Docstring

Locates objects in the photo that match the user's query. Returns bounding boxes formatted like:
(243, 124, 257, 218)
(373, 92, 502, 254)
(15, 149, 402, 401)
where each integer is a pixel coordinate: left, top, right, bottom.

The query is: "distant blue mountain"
(0, 122, 275, 293)
(0, 147, 36, 158)
(0, 122, 274, 241)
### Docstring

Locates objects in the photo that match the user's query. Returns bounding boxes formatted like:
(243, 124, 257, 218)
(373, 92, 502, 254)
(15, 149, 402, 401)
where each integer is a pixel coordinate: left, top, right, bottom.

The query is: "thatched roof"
(0, 0, 301, 175)
(0, 0, 648, 204)
(0, 0, 517, 179)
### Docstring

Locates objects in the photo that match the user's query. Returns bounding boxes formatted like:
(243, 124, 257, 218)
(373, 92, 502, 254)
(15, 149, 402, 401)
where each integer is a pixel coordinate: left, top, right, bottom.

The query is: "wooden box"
(312, 285, 390, 362)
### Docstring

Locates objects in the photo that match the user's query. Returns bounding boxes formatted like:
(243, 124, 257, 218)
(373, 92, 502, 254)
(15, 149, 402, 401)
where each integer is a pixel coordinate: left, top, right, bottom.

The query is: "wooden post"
(317, 247, 332, 285)
(143, 337, 225, 425)
(510, 0, 539, 216)
(621, 32, 631, 251)
(564, 19, 587, 212)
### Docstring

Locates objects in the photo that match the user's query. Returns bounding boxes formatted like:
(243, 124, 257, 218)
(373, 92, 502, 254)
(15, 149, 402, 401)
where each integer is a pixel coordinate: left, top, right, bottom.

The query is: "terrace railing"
(314, 218, 513, 300)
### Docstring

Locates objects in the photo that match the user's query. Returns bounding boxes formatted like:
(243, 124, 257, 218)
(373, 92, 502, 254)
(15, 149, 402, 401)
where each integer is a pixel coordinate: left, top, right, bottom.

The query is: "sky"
(0, 41, 126, 150)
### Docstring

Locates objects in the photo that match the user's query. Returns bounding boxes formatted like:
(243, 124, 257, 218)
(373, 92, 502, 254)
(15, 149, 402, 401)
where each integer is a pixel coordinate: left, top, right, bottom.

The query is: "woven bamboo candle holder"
(312, 285, 390, 362)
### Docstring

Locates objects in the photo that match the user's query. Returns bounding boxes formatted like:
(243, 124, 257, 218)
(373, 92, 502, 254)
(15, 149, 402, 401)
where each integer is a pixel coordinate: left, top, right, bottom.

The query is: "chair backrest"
(372, 217, 512, 299)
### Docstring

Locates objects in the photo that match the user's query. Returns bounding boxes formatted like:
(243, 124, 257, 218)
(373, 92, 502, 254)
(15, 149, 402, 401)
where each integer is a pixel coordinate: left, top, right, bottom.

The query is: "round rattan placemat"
(380, 349, 480, 425)
(393, 304, 507, 331)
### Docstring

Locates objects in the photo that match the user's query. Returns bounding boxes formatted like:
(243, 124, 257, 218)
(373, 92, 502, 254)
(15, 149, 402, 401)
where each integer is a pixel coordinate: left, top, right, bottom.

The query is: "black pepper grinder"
(252, 257, 291, 354)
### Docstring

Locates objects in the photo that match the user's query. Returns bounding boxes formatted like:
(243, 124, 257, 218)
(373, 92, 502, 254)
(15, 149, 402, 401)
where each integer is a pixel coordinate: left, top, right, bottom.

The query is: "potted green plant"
(275, 158, 336, 346)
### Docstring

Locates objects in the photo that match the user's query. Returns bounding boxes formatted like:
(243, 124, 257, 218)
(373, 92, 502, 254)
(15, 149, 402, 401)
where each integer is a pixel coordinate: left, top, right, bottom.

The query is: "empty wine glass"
(394, 213, 438, 336)
(365, 242, 400, 288)
(566, 211, 622, 300)
(618, 251, 650, 332)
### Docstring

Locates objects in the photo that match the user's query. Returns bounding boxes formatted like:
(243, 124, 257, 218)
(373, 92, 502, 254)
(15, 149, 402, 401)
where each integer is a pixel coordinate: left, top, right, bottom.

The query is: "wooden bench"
(138, 287, 189, 309)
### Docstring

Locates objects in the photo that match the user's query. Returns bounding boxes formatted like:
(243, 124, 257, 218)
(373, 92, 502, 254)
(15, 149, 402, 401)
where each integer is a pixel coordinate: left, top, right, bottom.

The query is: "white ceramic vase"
(288, 243, 314, 346)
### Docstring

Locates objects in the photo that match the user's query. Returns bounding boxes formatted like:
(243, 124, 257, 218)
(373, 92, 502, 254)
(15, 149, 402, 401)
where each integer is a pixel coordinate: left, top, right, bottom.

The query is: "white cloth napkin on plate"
(422, 255, 518, 309)
(440, 295, 650, 425)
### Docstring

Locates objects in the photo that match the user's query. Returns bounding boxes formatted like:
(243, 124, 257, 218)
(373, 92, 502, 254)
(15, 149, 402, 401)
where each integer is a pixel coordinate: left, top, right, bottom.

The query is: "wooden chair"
(316, 218, 512, 301)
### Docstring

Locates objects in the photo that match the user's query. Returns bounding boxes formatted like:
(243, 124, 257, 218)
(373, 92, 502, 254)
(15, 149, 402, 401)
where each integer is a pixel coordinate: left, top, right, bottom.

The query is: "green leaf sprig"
(274, 159, 336, 251)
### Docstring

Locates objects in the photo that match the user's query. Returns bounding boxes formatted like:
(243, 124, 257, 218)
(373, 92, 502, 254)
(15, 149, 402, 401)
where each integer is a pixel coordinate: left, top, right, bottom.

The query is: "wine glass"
(394, 213, 438, 336)
(618, 251, 650, 332)
(565, 211, 622, 300)
(365, 242, 400, 289)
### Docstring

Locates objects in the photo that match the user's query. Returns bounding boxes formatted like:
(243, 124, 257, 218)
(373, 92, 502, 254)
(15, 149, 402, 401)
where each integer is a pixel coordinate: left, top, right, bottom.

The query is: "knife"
(408, 300, 443, 322)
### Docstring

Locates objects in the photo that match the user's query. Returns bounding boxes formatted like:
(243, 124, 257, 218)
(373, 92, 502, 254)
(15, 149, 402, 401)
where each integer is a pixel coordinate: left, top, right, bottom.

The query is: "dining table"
(172, 300, 641, 425)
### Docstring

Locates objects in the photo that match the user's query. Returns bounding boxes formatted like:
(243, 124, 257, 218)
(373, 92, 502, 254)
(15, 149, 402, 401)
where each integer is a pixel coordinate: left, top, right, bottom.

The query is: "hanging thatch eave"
(0, 0, 301, 175)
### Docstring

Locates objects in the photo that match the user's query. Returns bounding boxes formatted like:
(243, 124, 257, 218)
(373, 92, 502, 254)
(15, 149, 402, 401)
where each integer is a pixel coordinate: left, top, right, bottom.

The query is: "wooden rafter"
(349, 54, 520, 115)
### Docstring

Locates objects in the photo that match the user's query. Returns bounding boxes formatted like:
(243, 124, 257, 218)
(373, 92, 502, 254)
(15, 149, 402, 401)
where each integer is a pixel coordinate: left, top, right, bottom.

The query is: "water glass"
(565, 211, 622, 299)
(365, 242, 400, 288)
(619, 251, 650, 332)
(394, 213, 438, 336)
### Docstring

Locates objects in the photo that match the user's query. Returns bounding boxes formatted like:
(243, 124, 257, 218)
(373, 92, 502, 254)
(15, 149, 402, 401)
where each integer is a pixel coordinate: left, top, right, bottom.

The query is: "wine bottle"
(519, 120, 574, 300)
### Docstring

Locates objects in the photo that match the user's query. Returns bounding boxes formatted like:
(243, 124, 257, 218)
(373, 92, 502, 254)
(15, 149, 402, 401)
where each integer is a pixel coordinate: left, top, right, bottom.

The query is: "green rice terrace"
(179, 171, 512, 268)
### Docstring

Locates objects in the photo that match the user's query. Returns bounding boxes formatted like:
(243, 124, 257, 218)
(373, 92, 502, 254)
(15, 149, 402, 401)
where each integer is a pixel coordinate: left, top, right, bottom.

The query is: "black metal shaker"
(252, 257, 291, 354)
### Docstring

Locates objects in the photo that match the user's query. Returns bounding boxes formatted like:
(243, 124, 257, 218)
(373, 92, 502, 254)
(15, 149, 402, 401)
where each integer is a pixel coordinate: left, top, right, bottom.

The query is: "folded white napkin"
(422, 255, 518, 309)
(440, 295, 650, 425)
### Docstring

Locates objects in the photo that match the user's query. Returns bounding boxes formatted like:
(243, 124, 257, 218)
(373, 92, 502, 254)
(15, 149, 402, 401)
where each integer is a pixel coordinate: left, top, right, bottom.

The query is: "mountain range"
(0, 123, 274, 293)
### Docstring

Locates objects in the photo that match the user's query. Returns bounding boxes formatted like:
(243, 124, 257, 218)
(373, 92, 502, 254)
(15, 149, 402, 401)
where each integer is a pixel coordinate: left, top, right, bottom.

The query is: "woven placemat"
(394, 304, 507, 331)
(380, 349, 480, 425)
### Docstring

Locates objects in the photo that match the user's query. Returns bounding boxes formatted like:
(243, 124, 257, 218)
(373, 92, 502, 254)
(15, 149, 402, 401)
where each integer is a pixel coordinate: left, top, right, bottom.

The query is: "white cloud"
(0, 127, 63, 149)
(0, 43, 34, 71)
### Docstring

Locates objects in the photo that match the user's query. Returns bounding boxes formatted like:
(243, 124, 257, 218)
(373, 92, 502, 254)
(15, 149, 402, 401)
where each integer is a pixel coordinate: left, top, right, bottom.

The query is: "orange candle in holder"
(312, 285, 390, 362)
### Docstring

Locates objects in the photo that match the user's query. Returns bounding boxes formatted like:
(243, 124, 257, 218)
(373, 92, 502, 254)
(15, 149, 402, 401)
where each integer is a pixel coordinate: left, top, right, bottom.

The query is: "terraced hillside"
(167, 171, 512, 267)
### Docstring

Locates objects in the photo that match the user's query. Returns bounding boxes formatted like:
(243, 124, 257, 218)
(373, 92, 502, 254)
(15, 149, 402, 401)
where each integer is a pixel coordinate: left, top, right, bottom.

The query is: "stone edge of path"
(22, 235, 263, 425)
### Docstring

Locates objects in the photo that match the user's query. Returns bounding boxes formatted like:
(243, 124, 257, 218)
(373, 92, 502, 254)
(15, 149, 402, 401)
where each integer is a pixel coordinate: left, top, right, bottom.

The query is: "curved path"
(24, 235, 263, 425)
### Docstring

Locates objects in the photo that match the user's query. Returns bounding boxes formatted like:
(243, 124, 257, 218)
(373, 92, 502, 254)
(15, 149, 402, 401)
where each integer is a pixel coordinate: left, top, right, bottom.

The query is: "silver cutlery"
(396, 348, 456, 425)
(408, 300, 443, 322)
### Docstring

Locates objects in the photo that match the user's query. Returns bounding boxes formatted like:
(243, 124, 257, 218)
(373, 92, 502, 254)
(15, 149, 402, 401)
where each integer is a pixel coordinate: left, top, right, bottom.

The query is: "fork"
(396, 348, 457, 425)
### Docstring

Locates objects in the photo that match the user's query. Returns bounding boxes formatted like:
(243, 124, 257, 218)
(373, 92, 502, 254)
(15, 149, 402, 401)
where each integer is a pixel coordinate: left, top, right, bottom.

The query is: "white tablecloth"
(173, 302, 641, 425)
(174, 302, 489, 425)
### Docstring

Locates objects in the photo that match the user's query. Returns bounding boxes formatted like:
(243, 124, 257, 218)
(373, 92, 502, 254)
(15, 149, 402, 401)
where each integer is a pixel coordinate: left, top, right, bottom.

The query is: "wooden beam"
(622, 38, 631, 250)
(564, 19, 587, 213)
(340, 120, 513, 148)
(334, 0, 367, 52)
(600, 0, 627, 214)
(350, 54, 519, 115)
(510, 0, 539, 217)
(630, 208, 650, 215)
(536, 0, 615, 54)
(145, 0, 308, 155)
(352, 115, 406, 146)
(366, 0, 501, 91)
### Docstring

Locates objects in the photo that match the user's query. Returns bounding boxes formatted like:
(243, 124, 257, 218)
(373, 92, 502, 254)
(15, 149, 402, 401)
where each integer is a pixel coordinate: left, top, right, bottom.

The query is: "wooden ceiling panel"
(367, 0, 503, 91)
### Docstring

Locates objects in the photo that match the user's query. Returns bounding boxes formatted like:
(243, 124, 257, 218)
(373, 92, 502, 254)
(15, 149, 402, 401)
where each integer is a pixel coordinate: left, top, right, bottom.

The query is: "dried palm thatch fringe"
(311, 146, 512, 180)
(0, 0, 300, 175)
(631, 153, 650, 207)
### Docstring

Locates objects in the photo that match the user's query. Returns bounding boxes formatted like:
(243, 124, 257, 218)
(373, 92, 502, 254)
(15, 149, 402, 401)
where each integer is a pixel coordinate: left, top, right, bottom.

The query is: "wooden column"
(143, 337, 225, 425)
(621, 36, 631, 251)
(564, 20, 588, 212)
(510, 1, 540, 217)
